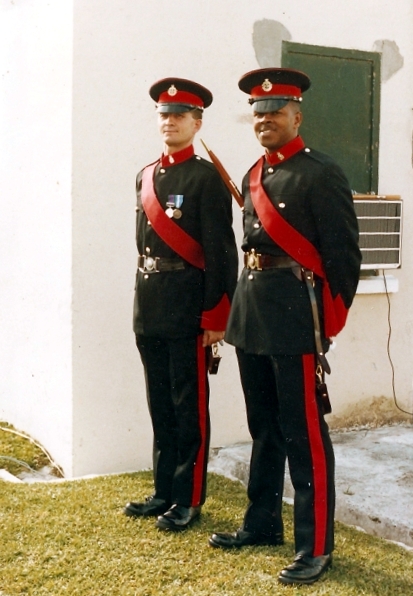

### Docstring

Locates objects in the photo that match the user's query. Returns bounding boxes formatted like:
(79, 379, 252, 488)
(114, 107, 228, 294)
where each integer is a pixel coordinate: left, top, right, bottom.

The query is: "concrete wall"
(1, 0, 412, 477)
(0, 0, 74, 473)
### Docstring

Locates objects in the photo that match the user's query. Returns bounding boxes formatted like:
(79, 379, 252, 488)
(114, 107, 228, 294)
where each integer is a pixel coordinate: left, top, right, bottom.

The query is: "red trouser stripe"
(191, 336, 208, 506)
(302, 353, 328, 556)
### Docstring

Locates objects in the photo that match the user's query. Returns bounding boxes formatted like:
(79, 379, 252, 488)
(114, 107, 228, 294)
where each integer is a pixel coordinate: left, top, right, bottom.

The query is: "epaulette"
(246, 157, 263, 174)
(142, 158, 160, 170)
(193, 154, 218, 172)
(137, 158, 160, 180)
(301, 147, 336, 166)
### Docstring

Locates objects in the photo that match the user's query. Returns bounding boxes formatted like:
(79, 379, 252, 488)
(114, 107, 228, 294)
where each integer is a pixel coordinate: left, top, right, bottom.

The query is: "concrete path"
(208, 425, 413, 549)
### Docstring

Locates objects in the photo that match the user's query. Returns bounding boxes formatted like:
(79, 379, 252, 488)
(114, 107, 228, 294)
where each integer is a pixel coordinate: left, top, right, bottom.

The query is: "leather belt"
(244, 249, 331, 374)
(137, 255, 186, 273)
(244, 250, 299, 271)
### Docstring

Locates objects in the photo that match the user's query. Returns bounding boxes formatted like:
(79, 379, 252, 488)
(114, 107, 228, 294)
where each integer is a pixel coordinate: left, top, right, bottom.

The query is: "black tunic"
(226, 146, 361, 355)
(133, 154, 238, 338)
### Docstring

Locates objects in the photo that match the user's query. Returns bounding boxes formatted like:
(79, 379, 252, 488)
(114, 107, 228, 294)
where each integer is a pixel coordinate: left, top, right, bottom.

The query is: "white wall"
(0, 0, 74, 473)
(1, 0, 412, 477)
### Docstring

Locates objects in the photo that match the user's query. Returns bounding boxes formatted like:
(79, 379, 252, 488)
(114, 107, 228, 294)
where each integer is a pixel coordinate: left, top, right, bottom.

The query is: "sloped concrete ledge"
(209, 425, 413, 548)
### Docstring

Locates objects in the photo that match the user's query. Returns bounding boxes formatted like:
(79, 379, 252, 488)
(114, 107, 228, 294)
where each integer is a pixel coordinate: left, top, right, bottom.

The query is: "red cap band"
(251, 83, 302, 99)
(158, 89, 204, 108)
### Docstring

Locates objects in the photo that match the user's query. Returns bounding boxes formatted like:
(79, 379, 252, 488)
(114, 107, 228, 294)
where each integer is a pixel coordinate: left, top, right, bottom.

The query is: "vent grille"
(353, 196, 402, 270)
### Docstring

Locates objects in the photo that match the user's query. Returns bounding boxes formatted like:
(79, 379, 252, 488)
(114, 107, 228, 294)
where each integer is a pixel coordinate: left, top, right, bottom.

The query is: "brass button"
(268, 167, 274, 174)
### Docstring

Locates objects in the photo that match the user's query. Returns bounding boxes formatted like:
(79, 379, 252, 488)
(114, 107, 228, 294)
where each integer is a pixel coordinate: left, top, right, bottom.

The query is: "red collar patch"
(265, 135, 305, 166)
(161, 144, 195, 168)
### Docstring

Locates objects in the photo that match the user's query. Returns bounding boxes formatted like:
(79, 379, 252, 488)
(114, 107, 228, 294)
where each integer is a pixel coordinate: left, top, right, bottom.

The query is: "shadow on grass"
(333, 554, 413, 595)
(0, 471, 412, 595)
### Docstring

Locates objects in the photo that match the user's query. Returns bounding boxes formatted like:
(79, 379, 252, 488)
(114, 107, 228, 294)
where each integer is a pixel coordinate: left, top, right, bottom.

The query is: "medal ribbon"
(141, 162, 205, 270)
(249, 156, 348, 337)
(167, 194, 184, 208)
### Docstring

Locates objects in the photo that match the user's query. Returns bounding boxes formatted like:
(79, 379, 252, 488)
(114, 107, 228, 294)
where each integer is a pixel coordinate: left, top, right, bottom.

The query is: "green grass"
(0, 422, 62, 478)
(1, 426, 412, 595)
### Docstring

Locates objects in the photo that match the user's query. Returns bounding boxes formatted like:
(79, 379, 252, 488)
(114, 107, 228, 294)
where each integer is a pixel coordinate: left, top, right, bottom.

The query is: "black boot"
(156, 504, 201, 531)
(124, 496, 170, 517)
(278, 553, 332, 585)
(209, 528, 284, 548)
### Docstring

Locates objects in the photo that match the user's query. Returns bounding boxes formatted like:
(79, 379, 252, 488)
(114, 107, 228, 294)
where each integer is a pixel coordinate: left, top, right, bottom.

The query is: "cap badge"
(262, 79, 273, 93)
(167, 85, 178, 96)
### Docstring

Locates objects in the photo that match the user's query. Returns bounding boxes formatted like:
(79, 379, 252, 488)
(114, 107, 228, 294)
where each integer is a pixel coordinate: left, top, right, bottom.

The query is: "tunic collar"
(265, 135, 305, 166)
(160, 144, 195, 168)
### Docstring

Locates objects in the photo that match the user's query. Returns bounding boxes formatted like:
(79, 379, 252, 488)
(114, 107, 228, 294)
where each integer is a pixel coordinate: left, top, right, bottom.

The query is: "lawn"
(1, 424, 412, 595)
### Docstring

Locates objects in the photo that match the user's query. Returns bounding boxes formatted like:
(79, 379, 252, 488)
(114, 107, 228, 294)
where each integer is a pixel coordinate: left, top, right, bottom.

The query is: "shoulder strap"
(141, 162, 205, 270)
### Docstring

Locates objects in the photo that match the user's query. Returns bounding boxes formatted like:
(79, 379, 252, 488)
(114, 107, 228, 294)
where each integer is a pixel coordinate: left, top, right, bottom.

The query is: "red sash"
(249, 157, 348, 337)
(141, 162, 205, 270)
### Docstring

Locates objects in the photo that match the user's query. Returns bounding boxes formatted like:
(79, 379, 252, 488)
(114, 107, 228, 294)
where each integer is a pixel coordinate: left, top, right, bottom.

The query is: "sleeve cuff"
(200, 294, 231, 331)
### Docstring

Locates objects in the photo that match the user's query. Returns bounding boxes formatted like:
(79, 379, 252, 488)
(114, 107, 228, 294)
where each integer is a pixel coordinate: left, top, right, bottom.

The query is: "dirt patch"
(328, 395, 412, 430)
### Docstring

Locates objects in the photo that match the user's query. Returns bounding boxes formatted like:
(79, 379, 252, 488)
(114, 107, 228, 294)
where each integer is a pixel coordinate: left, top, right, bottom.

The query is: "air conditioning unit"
(353, 195, 402, 270)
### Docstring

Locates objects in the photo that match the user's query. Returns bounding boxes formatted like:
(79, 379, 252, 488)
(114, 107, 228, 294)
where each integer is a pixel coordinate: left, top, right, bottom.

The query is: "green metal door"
(282, 42, 380, 193)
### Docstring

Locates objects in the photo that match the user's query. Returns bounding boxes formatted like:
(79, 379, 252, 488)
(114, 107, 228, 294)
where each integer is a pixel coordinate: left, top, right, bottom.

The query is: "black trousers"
(136, 334, 210, 507)
(236, 348, 335, 557)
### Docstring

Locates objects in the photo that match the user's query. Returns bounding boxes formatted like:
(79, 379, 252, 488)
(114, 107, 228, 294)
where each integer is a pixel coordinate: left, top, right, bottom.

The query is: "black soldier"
(209, 68, 361, 585)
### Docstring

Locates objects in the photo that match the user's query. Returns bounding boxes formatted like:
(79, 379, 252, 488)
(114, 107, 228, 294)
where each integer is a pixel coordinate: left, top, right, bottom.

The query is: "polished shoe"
(278, 553, 332, 585)
(155, 504, 201, 531)
(124, 496, 170, 518)
(209, 528, 284, 549)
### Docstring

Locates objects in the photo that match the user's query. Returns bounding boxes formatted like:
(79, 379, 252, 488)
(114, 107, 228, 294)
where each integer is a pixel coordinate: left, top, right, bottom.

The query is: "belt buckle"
(138, 255, 159, 273)
(145, 256, 159, 272)
(246, 249, 262, 270)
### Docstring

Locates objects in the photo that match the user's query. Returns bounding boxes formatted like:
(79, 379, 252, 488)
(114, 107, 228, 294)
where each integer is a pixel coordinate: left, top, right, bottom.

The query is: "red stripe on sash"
(302, 353, 328, 556)
(141, 162, 205, 269)
(249, 158, 348, 337)
(192, 335, 208, 506)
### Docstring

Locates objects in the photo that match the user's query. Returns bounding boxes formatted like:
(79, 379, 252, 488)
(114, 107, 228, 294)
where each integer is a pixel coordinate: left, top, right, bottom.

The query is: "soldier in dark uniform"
(209, 68, 361, 584)
(124, 78, 238, 531)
